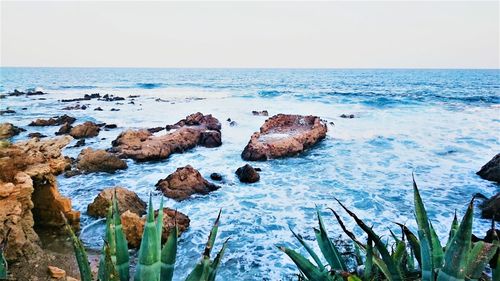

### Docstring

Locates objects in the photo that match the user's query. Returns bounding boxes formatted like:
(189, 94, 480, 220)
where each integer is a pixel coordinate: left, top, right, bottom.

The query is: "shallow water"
(1, 68, 499, 280)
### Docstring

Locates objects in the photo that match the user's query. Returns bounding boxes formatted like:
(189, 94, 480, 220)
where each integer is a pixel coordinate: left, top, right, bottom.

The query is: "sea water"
(1, 68, 499, 280)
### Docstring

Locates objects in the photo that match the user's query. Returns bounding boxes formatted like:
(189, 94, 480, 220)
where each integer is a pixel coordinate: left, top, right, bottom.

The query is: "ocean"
(1, 67, 499, 280)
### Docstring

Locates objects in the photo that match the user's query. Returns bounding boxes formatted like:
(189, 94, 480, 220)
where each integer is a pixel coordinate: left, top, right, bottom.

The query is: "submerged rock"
(479, 193, 500, 221)
(340, 114, 355, 119)
(155, 165, 220, 201)
(8, 89, 47, 96)
(111, 112, 221, 161)
(121, 208, 190, 248)
(29, 114, 76, 126)
(87, 187, 146, 218)
(69, 121, 100, 139)
(0, 123, 25, 139)
(477, 153, 500, 183)
(76, 148, 127, 173)
(241, 114, 328, 161)
(236, 164, 260, 183)
(210, 173, 223, 181)
(252, 110, 269, 116)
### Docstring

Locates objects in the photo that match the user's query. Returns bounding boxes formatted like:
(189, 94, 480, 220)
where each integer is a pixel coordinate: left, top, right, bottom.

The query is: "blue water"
(1, 68, 499, 280)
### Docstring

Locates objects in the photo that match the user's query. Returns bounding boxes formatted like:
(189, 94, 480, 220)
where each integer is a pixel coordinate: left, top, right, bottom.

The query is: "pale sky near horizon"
(1, 1, 499, 68)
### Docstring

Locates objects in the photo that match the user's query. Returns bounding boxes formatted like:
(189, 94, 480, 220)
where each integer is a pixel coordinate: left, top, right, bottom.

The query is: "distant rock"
(27, 132, 47, 139)
(241, 114, 328, 161)
(61, 93, 101, 102)
(76, 147, 127, 173)
(69, 121, 100, 139)
(29, 114, 76, 126)
(94, 107, 103, 111)
(147, 127, 164, 133)
(55, 122, 73, 136)
(104, 124, 117, 129)
(99, 94, 125, 102)
(340, 114, 355, 119)
(479, 193, 500, 221)
(62, 104, 87, 110)
(110, 108, 120, 111)
(155, 165, 220, 201)
(477, 153, 500, 183)
(0, 123, 25, 139)
(73, 139, 86, 148)
(8, 89, 48, 96)
(0, 109, 16, 115)
(235, 164, 260, 183)
(252, 110, 269, 116)
(87, 187, 146, 218)
(210, 173, 223, 181)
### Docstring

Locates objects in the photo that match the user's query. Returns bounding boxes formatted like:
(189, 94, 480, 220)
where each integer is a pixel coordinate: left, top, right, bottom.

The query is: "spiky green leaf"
(134, 194, 160, 281)
(278, 246, 334, 281)
(160, 225, 177, 281)
(113, 189, 129, 281)
(314, 208, 347, 271)
(465, 241, 498, 280)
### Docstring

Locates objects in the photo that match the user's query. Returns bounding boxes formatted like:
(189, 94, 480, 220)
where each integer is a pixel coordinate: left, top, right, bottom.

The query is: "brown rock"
(29, 114, 76, 126)
(87, 187, 146, 218)
(69, 122, 100, 139)
(0, 123, 25, 139)
(155, 165, 220, 200)
(479, 193, 500, 221)
(28, 132, 47, 138)
(55, 122, 73, 136)
(235, 164, 260, 183)
(241, 114, 327, 161)
(48, 265, 66, 278)
(477, 153, 500, 183)
(76, 148, 127, 173)
(111, 113, 221, 162)
(120, 208, 190, 248)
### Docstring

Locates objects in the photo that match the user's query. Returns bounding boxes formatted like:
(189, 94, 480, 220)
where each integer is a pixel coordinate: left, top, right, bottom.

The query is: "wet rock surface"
(241, 114, 328, 161)
(479, 192, 500, 221)
(69, 121, 100, 139)
(87, 187, 146, 218)
(0, 123, 25, 139)
(155, 165, 220, 200)
(29, 114, 76, 127)
(236, 164, 260, 183)
(477, 153, 500, 183)
(76, 147, 127, 173)
(210, 173, 223, 181)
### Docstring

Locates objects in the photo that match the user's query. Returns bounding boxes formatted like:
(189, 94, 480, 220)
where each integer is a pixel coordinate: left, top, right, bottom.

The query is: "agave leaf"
(407, 247, 415, 272)
(204, 209, 222, 258)
(429, 221, 444, 269)
(493, 242, 500, 281)
(465, 241, 498, 280)
(329, 208, 365, 248)
(436, 199, 474, 281)
(314, 207, 347, 271)
(392, 240, 406, 266)
(353, 242, 363, 266)
(63, 218, 92, 281)
(207, 238, 230, 281)
(445, 211, 459, 251)
(160, 224, 178, 281)
(364, 238, 373, 281)
(290, 226, 325, 270)
(113, 189, 130, 281)
(335, 199, 403, 281)
(347, 274, 363, 281)
(156, 195, 164, 249)
(395, 223, 422, 268)
(278, 246, 333, 281)
(100, 206, 118, 280)
(412, 176, 434, 281)
(103, 242, 120, 281)
(134, 194, 160, 281)
(185, 257, 211, 281)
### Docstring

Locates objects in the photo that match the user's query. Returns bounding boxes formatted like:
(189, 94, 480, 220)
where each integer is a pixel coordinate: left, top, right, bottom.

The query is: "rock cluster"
(241, 114, 328, 161)
(69, 121, 101, 139)
(155, 165, 219, 200)
(29, 114, 76, 126)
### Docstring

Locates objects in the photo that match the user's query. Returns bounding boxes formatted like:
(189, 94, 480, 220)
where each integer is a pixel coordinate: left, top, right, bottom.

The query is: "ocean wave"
(59, 85, 97, 89)
(135, 82, 165, 89)
(258, 90, 292, 97)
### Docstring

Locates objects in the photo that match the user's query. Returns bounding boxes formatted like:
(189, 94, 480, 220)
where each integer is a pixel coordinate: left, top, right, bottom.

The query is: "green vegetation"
(65, 191, 228, 281)
(278, 177, 500, 281)
(0, 237, 7, 279)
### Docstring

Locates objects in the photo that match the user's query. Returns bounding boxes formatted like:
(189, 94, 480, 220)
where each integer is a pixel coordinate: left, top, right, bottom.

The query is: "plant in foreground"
(279, 176, 500, 281)
(65, 191, 228, 281)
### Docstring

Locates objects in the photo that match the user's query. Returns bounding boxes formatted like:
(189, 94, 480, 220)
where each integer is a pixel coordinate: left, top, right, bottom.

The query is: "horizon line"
(1, 66, 499, 70)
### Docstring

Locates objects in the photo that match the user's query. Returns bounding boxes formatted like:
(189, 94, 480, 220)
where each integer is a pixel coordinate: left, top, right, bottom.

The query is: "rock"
(340, 114, 355, 119)
(104, 124, 117, 129)
(241, 114, 327, 161)
(61, 93, 101, 103)
(28, 132, 47, 139)
(64, 170, 82, 178)
(8, 89, 47, 96)
(121, 208, 190, 248)
(55, 122, 73, 136)
(252, 110, 269, 116)
(155, 165, 220, 200)
(87, 187, 146, 218)
(477, 153, 500, 183)
(111, 113, 221, 161)
(73, 139, 86, 148)
(210, 173, 223, 181)
(235, 164, 260, 183)
(229, 121, 237, 127)
(147, 127, 165, 133)
(0, 109, 16, 115)
(29, 114, 76, 126)
(110, 108, 120, 111)
(62, 104, 87, 110)
(76, 148, 127, 173)
(67, 277, 79, 281)
(98, 94, 125, 102)
(0, 123, 25, 139)
(69, 122, 100, 139)
(0, 136, 79, 262)
(94, 107, 103, 111)
(479, 193, 500, 221)
(48, 265, 65, 278)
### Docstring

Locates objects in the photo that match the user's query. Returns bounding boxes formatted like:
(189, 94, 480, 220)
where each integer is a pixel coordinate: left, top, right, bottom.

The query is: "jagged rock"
(241, 114, 327, 161)
(252, 110, 269, 116)
(0, 136, 79, 262)
(8, 89, 47, 96)
(0, 123, 25, 139)
(210, 173, 223, 181)
(29, 114, 76, 126)
(87, 187, 146, 218)
(120, 208, 190, 248)
(55, 122, 73, 136)
(477, 153, 500, 183)
(94, 107, 103, 111)
(111, 113, 221, 161)
(61, 93, 101, 103)
(48, 265, 66, 278)
(236, 164, 260, 183)
(155, 165, 220, 201)
(28, 132, 47, 139)
(479, 193, 500, 221)
(69, 122, 100, 139)
(76, 148, 127, 173)
(73, 139, 86, 148)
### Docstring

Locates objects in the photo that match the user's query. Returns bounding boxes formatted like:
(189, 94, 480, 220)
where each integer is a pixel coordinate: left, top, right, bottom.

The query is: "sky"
(1, 1, 499, 68)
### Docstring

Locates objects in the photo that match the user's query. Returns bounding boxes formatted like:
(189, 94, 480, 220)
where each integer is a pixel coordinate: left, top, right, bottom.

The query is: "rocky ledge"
(87, 187, 146, 218)
(110, 112, 222, 161)
(76, 148, 128, 174)
(477, 153, 500, 183)
(241, 114, 327, 161)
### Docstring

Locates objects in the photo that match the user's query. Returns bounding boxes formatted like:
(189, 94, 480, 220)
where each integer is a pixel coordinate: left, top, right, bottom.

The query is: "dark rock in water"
(87, 187, 146, 218)
(229, 121, 237, 127)
(73, 139, 86, 148)
(254, 167, 262, 172)
(76, 147, 127, 173)
(329, 122, 335, 126)
(29, 114, 76, 126)
(236, 164, 260, 183)
(477, 153, 500, 183)
(340, 114, 355, 119)
(94, 107, 103, 111)
(22, 108, 27, 110)
(61, 93, 100, 102)
(64, 169, 83, 178)
(242, 114, 328, 161)
(479, 193, 500, 221)
(155, 165, 220, 201)
(0, 95, 6, 99)
(252, 110, 269, 116)
(0, 123, 25, 139)
(104, 124, 117, 129)
(210, 173, 223, 181)
(99, 94, 125, 102)
(8, 89, 47, 96)
(147, 127, 165, 133)
(0, 109, 16, 115)
(110, 108, 120, 111)
(28, 132, 47, 139)
(227, 118, 232, 122)
(128, 95, 140, 98)
(55, 122, 73, 136)
(69, 122, 100, 139)
(62, 104, 87, 110)
(199, 130, 222, 147)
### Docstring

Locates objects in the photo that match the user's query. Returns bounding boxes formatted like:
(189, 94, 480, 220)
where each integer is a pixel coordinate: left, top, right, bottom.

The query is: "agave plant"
(65, 191, 228, 281)
(279, 176, 500, 281)
(0, 232, 8, 279)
